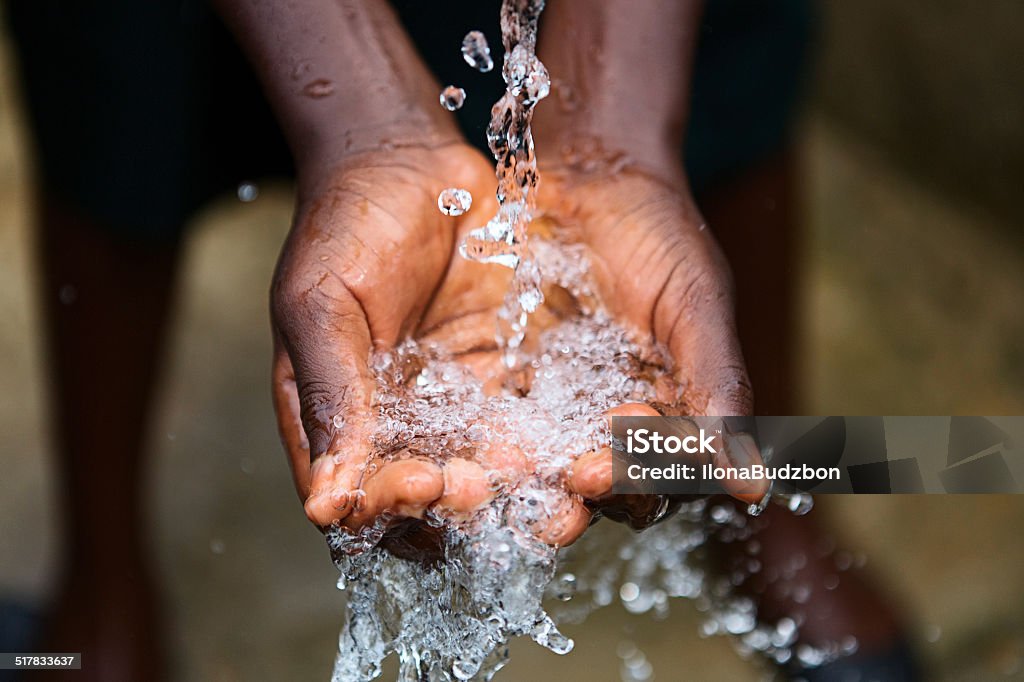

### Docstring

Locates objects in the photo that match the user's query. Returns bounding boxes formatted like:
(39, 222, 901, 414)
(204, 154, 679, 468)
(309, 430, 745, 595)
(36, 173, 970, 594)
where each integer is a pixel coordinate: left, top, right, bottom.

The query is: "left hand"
(537, 162, 770, 513)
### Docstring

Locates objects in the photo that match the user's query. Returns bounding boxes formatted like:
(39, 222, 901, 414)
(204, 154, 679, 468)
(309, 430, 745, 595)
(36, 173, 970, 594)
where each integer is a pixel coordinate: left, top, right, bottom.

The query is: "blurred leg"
(701, 153, 915, 676)
(37, 192, 180, 681)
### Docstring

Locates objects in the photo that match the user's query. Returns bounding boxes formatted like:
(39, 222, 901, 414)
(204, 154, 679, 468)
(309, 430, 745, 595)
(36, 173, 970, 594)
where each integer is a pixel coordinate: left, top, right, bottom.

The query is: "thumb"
(272, 268, 376, 527)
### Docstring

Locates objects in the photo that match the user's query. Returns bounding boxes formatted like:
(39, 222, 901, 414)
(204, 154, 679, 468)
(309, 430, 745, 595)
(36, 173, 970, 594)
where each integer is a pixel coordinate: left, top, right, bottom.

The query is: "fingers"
(341, 458, 445, 531)
(652, 240, 753, 417)
(712, 428, 770, 505)
(272, 263, 379, 526)
(579, 402, 769, 511)
(656, 413, 769, 505)
(537, 495, 591, 547)
(303, 455, 364, 527)
(434, 457, 494, 514)
(271, 340, 312, 498)
(569, 403, 659, 501)
(568, 447, 614, 499)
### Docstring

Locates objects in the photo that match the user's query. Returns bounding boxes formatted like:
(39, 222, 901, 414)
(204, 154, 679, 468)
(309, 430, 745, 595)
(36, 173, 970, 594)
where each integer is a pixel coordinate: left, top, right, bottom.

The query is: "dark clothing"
(5, 0, 812, 241)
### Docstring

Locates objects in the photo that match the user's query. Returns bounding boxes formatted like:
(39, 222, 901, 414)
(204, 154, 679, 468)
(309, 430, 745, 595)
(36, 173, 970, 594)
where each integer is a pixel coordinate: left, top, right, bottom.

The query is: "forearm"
(213, 0, 460, 175)
(535, 0, 703, 182)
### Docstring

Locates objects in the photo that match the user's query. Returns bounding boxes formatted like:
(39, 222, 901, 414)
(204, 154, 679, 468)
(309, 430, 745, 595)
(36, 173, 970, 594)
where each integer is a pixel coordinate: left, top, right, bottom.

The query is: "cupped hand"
(271, 143, 628, 551)
(539, 164, 771, 510)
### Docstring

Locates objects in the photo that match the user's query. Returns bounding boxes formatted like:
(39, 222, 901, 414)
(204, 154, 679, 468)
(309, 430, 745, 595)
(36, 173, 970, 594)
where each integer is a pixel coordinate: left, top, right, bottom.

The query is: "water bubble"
(237, 182, 259, 202)
(303, 78, 335, 98)
(775, 491, 814, 515)
(452, 655, 481, 680)
(775, 617, 798, 646)
(439, 85, 466, 111)
(332, 414, 346, 429)
(841, 636, 859, 656)
(796, 644, 828, 667)
(792, 584, 811, 604)
(437, 187, 473, 216)
(924, 624, 942, 643)
(461, 30, 493, 72)
(619, 582, 640, 603)
(616, 641, 638, 659)
(747, 488, 771, 517)
(239, 457, 255, 475)
(620, 649, 654, 682)
(531, 617, 574, 655)
(552, 573, 577, 601)
(209, 538, 226, 555)
(710, 505, 734, 525)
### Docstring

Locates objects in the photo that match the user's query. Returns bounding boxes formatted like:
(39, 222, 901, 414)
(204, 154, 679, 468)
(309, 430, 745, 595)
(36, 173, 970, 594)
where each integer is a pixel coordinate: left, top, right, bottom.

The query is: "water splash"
(460, 0, 550, 366)
(323, 1, 849, 678)
(236, 181, 259, 202)
(440, 85, 467, 111)
(438, 188, 473, 216)
(329, 303, 673, 681)
(461, 31, 495, 72)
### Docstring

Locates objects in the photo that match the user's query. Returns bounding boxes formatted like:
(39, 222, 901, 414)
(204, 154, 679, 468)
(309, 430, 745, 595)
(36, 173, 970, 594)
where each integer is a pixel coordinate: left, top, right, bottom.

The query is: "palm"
(539, 169, 752, 417)
(273, 142, 601, 550)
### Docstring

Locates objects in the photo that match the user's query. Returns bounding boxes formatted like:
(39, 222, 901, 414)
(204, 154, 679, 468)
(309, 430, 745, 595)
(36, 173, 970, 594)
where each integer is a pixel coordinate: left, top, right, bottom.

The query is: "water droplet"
(775, 491, 814, 515)
(552, 573, 577, 601)
(925, 624, 942, 643)
(239, 457, 255, 475)
(619, 582, 640, 603)
(237, 182, 259, 202)
(439, 85, 466, 111)
(209, 538, 226, 555)
(437, 187, 473, 216)
(332, 414, 345, 429)
(710, 505, 734, 524)
(461, 30, 493, 72)
(303, 78, 335, 98)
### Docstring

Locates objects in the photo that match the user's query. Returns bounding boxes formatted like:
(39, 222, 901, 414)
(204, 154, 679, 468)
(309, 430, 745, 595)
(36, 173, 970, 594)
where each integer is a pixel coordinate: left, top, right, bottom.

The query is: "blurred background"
(1, 1, 1023, 680)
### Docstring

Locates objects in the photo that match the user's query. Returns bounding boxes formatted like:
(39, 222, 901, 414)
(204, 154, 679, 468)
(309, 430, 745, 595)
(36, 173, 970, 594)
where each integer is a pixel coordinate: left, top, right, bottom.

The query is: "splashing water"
(459, 0, 550, 366)
(461, 30, 495, 72)
(438, 188, 473, 216)
(330, 298, 676, 680)
(440, 85, 467, 111)
(325, 1, 842, 679)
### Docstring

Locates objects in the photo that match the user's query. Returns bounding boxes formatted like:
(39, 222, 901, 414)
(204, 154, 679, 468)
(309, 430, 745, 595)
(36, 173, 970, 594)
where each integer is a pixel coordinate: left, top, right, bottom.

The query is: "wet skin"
(270, 142, 769, 552)
(216, 0, 766, 548)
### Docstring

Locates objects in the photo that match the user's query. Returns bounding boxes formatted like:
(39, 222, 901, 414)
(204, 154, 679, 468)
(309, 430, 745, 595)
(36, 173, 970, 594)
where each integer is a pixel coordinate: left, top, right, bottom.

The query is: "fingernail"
(330, 489, 350, 511)
(727, 433, 763, 470)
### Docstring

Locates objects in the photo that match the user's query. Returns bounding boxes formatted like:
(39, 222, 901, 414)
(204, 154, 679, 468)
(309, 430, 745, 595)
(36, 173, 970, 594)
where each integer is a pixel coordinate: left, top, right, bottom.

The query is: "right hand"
(271, 142, 500, 532)
(272, 143, 611, 551)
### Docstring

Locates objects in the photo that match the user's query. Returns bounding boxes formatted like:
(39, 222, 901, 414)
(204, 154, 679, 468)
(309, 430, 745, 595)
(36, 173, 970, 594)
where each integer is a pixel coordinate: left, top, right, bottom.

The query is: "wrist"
(534, 112, 687, 189)
(295, 113, 462, 181)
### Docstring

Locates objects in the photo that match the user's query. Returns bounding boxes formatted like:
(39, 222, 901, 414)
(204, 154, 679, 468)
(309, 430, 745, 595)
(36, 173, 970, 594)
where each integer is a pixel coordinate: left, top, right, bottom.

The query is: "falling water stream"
(326, 2, 840, 680)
